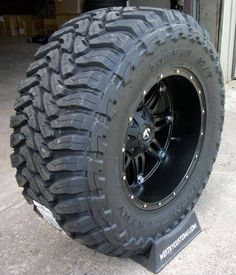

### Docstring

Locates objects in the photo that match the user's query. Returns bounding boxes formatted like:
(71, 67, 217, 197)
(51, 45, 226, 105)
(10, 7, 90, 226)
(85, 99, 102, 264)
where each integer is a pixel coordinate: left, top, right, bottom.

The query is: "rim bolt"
(122, 147, 125, 153)
(185, 175, 189, 179)
(158, 202, 162, 206)
(202, 109, 205, 114)
(160, 85, 166, 92)
(190, 75, 193, 80)
(129, 116, 133, 122)
(195, 154, 198, 158)
(176, 69, 180, 74)
(159, 150, 166, 159)
(166, 115, 173, 122)
(201, 131, 204, 136)
(143, 90, 147, 96)
(122, 175, 126, 181)
(173, 192, 176, 196)
(143, 204, 147, 208)
(198, 90, 201, 94)
(160, 74, 163, 79)
(130, 195, 134, 200)
(137, 175, 144, 184)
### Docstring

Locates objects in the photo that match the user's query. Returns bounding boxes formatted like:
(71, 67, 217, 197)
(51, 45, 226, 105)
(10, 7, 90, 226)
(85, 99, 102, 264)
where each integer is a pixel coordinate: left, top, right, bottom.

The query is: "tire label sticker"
(33, 200, 61, 231)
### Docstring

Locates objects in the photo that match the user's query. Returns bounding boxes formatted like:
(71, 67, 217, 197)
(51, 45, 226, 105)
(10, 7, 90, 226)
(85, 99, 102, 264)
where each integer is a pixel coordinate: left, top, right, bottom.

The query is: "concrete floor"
(0, 37, 236, 275)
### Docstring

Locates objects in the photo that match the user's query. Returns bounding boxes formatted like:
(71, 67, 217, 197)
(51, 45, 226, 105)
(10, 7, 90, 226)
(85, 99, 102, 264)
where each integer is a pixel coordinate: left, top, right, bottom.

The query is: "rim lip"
(122, 68, 207, 211)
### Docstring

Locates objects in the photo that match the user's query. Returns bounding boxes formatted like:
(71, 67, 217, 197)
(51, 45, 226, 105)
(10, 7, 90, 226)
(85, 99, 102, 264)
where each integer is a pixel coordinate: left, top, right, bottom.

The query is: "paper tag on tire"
(33, 200, 61, 230)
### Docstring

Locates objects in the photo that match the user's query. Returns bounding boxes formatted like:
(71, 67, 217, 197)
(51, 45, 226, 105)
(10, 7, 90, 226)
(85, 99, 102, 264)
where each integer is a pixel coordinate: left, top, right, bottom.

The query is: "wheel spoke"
(146, 146, 160, 160)
(133, 111, 146, 126)
(145, 92, 160, 114)
(153, 110, 172, 124)
(151, 139, 162, 150)
(145, 86, 166, 115)
(153, 114, 167, 124)
(127, 125, 139, 138)
(154, 123, 169, 133)
(134, 153, 145, 176)
(124, 153, 132, 169)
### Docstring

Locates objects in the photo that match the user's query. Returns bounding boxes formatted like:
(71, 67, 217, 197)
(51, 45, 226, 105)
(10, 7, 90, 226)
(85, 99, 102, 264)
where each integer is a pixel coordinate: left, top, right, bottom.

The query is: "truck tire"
(10, 7, 224, 257)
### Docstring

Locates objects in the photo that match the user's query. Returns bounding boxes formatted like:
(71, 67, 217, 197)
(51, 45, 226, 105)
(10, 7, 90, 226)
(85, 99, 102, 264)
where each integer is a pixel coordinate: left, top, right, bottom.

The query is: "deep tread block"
(64, 216, 95, 233)
(48, 135, 90, 151)
(75, 18, 90, 35)
(14, 95, 32, 111)
(76, 49, 118, 71)
(81, 231, 105, 246)
(10, 153, 25, 168)
(49, 176, 87, 195)
(22, 167, 40, 193)
(64, 70, 108, 91)
(34, 41, 60, 60)
(24, 105, 39, 131)
(29, 86, 44, 111)
(37, 112, 55, 138)
(47, 49, 61, 72)
(33, 153, 52, 181)
(61, 52, 75, 77)
(56, 93, 98, 111)
(106, 11, 122, 22)
(18, 77, 39, 94)
(43, 93, 59, 118)
(55, 197, 89, 214)
(20, 146, 36, 173)
(51, 113, 94, 131)
(49, 26, 75, 41)
(35, 176, 54, 201)
(47, 156, 87, 172)
(10, 133, 25, 148)
(26, 59, 47, 76)
(22, 188, 34, 203)
(61, 32, 74, 52)
(89, 32, 132, 53)
(16, 172, 28, 187)
(21, 125, 37, 150)
(34, 132, 52, 159)
(88, 20, 104, 38)
(74, 36, 89, 57)
(37, 68, 51, 91)
(10, 114, 27, 128)
(50, 73, 68, 97)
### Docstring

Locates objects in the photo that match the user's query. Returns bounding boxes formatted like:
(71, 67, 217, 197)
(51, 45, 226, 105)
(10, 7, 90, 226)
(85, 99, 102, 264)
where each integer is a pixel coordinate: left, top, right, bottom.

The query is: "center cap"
(143, 127, 151, 140)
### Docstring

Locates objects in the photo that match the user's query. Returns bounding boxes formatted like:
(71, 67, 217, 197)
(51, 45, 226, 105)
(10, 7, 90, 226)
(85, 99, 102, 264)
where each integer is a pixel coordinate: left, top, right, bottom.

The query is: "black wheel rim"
(122, 69, 206, 210)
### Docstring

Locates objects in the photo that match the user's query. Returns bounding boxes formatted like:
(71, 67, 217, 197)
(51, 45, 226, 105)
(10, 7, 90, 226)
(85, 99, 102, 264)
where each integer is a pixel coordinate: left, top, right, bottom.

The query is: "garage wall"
(220, 0, 236, 83)
(129, 0, 170, 9)
(198, 0, 222, 50)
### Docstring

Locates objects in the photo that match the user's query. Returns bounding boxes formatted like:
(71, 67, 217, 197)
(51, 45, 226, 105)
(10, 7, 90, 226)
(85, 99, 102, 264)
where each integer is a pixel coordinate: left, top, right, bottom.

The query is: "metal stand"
(132, 210, 201, 274)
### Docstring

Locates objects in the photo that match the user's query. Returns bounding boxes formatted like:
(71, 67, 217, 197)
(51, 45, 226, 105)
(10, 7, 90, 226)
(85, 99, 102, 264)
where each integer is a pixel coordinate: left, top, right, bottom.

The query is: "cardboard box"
(3, 15, 18, 36)
(1, 15, 45, 37)
(56, 14, 78, 28)
(44, 18, 57, 35)
(55, 0, 84, 14)
(0, 16, 6, 36)
(18, 15, 36, 37)
(28, 19, 44, 36)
